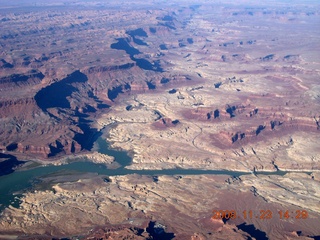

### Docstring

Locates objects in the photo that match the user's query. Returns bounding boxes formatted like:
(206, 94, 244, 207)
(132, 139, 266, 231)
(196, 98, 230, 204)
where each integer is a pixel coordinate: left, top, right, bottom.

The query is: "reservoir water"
(0, 136, 292, 212)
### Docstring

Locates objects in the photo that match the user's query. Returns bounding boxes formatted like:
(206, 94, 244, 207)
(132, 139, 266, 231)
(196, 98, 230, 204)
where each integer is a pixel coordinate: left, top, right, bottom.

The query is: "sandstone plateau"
(1, 173, 320, 239)
(0, 0, 319, 239)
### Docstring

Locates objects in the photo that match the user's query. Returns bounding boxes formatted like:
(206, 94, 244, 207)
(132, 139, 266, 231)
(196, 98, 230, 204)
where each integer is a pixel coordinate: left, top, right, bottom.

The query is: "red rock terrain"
(0, 0, 319, 239)
(1, 0, 317, 161)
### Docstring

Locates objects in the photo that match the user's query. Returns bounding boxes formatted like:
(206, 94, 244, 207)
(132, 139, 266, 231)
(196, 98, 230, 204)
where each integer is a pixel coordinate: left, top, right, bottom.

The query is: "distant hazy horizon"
(0, 0, 319, 7)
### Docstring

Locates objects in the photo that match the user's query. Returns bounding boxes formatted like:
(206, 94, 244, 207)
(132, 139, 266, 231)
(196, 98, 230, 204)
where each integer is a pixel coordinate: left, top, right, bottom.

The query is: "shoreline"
(12, 157, 320, 176)
(5, 122, 318, 175)
(7, 148, 320, 175)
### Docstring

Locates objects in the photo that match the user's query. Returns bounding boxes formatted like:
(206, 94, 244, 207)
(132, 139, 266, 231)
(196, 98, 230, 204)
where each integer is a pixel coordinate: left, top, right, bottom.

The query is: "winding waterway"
(0, 136, 298, 212)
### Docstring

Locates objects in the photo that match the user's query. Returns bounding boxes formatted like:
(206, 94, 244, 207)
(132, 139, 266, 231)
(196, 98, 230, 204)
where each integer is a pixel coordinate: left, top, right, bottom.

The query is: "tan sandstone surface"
(0, 173, 319, 239)
(0, 0, 319, 239)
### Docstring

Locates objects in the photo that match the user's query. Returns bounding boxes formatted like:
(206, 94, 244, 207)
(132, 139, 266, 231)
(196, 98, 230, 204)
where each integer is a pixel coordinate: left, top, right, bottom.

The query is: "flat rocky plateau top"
(0, 0, 319, 239)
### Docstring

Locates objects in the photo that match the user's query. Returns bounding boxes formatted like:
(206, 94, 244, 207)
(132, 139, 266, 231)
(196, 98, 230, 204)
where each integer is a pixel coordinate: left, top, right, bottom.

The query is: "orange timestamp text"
(212, 209, 308, 220)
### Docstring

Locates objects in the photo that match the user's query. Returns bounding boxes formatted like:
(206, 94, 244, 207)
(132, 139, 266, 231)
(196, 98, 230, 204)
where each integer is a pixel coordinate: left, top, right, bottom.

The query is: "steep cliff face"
(181, 101, 319, 148)
(183, 104, 247, 121)
(0, 98, 39, 118)
(33, 70, 106, 155)
(84, 60, 194, 102)
(0, 96, 84, 158)
(17, 143, 52, 157)
(0, 153, 25, 177)
(0, 70, 110, 158)
(0, 0, 318, 166)
(0, 97, 50, 151)
(0, 70, 44, 88)
(0, 5, 208, 161)
(210, 117, 319, 148)
(0, 63, 195, 159)
(152, 117, 180, 129)
(83, 64, 147, 101)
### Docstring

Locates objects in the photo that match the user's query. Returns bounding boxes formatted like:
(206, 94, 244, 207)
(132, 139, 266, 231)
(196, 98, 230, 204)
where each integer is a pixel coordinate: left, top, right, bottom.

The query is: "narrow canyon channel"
(0, 135, 306, 212)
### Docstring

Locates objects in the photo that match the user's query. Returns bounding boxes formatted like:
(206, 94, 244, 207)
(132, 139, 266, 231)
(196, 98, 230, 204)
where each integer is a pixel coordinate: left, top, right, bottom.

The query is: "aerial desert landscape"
(0, 0, 319, 239)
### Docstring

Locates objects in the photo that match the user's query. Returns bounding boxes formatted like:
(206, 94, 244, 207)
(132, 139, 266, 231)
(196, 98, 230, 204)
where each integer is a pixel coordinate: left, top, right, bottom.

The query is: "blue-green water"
(0, 136, 289, 212)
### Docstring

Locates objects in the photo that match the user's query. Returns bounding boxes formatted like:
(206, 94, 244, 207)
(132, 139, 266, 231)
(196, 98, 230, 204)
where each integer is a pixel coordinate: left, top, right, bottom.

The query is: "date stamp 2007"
(212, 209, 309, 220)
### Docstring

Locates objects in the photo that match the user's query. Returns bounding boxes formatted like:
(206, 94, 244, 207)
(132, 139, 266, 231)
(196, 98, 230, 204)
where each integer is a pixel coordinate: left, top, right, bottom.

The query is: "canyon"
(0, 0, 319, 239)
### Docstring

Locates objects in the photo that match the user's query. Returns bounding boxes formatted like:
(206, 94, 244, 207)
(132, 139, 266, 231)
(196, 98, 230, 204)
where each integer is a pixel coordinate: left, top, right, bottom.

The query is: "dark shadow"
(226, 105, 236, 118)
(160, 44, 168, 50)
(0, 153, 25, 177)
(132, 37, 148, 46)
(270, 120, 282, 130)
(153, 176, 159, 183)
(132, 56, 163, 72)
(34, 71, 107, 152)
(34, 70, 87, 111)
(172, 120, 180, 125)
(82, 105, 96, 113)
(48, 140, 65, 157)
(97, 103, 109, 109)
(256, 125, 265, 135)
(146, 221, 175, 240)
(237, 223, 268, 240)
(126, 105, 133, 111)
(126, 28, 148, 37)
(310, 236, 320, 240)
(161, 15, 174, 21)
(74, 122, 102, 151)
(187, 38, 193, 44)
(6, 143, 18, 151)
(261, 54, 274, 61)
(111, 37, 163, 72)
(149, 27, 156, 33)
(0, 59, 14, 68)
(108, 85, 124, 101)
(110, 38, 140, 55)
(146, 81, 156, 90)
(240, 133, 245, 139)
(0, 71, 44, 84)
(183, 53, 191, 58)
(87, 90, 110, 109)
(232, 133, 238, 143)
(214, 82, 222, 88)
(168, 89, 176, 94)
(126, 28, 148, 46)
(214, 109, 220, 118)
(161, 78, 170, 84)
(158, 22, 176, 30)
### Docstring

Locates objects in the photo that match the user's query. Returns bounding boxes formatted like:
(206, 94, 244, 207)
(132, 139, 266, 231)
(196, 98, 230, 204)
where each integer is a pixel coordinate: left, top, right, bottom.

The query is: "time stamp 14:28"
(212, 210, 309, 220)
